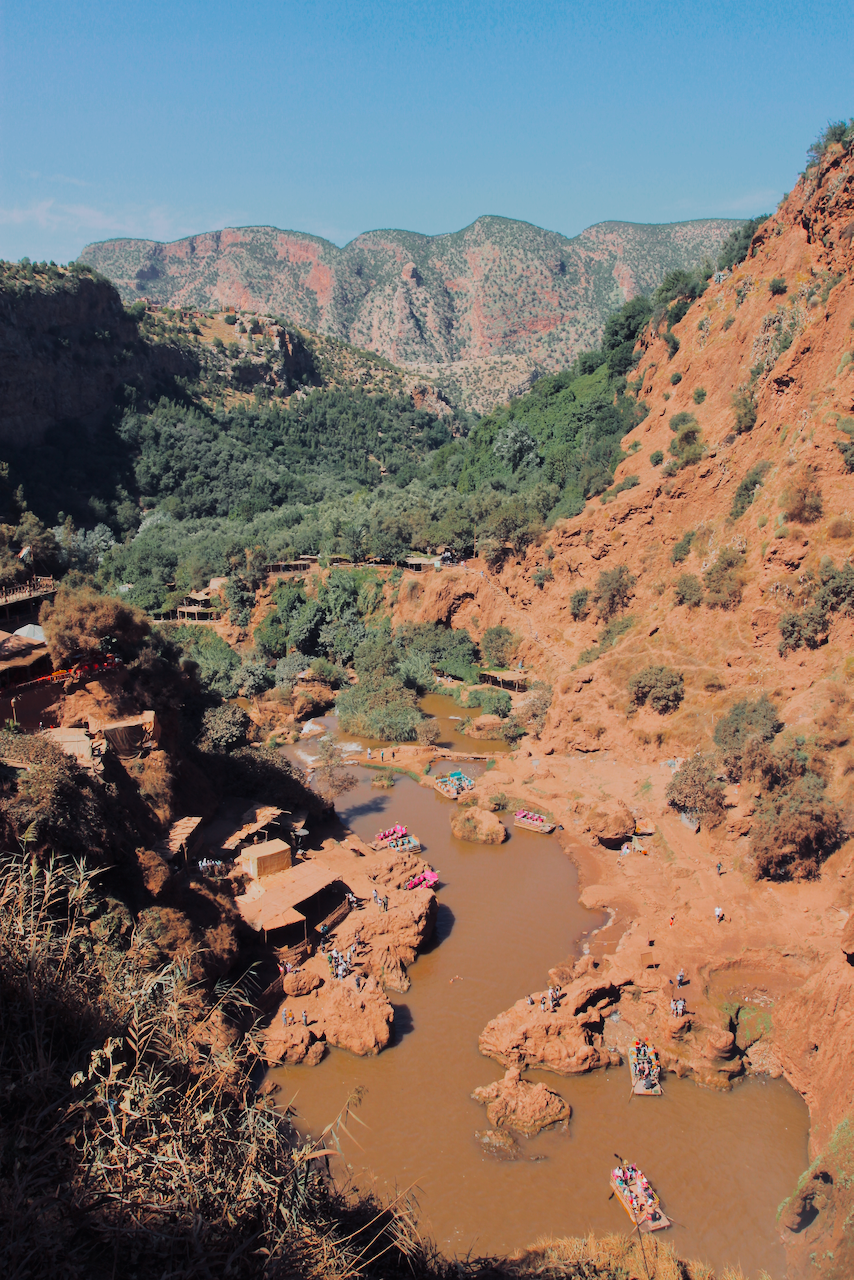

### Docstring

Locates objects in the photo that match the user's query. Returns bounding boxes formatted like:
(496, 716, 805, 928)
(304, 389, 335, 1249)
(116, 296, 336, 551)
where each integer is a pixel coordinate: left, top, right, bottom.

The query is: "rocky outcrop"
(450, 806, 507, 845)
(318, 977, 394, 1056)
(472, 1067, 570, 1136)
(479, 969, 626, 1076)
(583, 800, 635, 846)
(351, 891, 436, 993)
(0, 269, 195, 446)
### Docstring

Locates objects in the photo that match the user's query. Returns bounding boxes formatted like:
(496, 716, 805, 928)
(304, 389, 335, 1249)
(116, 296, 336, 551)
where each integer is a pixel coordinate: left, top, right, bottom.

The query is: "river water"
(274, 709, 808, 1278)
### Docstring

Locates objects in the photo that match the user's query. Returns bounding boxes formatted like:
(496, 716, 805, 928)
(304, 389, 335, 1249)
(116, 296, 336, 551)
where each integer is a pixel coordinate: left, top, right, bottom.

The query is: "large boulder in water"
(472, 1066, 570, 1136)
(450, 805, 507, 844)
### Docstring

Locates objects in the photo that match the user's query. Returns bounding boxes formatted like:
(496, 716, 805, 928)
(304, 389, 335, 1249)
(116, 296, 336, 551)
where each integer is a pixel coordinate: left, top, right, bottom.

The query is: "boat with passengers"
(514, 809, 556, 833)
(434, 769, 475, 800)
(610, 1163, 670, 1231)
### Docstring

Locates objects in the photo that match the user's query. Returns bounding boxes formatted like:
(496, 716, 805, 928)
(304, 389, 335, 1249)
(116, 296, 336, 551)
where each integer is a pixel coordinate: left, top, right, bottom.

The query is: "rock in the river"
(320, 977, 395, 1056)
(450, 805, 507, 844)
(472, 1066, 570, 1135)
(474, 1127, 520, 1160)
(479, 972, 626, 1075)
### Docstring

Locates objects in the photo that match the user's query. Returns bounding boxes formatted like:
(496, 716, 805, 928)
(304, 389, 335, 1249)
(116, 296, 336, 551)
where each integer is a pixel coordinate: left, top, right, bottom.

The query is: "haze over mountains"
(81, 215, 741, 381)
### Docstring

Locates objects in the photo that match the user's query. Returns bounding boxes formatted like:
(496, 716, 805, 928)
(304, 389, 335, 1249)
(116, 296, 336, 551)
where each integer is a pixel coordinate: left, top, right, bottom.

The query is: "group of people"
(631, 1040, 660, 1084)
(612, 1165, 661, 1223)
(372, 888, 390, 912)
(670, 997, 687, 1017)
(515, 809, 547, 824)
(281, 1007, 309, 1028)
(325, 943, 361, 986)
(526, 984, 562, 1013)
(194, 857, 231, 876)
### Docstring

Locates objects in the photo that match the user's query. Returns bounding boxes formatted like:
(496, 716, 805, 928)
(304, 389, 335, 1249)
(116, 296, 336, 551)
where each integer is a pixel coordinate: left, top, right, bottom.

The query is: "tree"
(665, 753, 725, 819)
(40, 586, 150, 666)
(593, 565, 636, 620)
(313, 737, 357, 799)
(481, 625, 517, 668)
(199, 705, 250, 753)
(628, 666, 684, 714)
(415, 720, 441, 746)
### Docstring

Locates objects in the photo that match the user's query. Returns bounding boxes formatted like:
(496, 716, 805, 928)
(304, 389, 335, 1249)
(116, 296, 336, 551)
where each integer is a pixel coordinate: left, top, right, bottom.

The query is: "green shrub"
(670, 372, 682, 385)
(723, 315, 735, 331)
(224, 313, 237, 325)
(730, 461, 771, 520)
(732, 391, 757, 434)
(479, 689, 512, 718)
(717, 216, 769, 271)
(570, 587, 590, 621)
(650, 450, 664, 466)
(481, 625, 517, 668)
(674, 573, 703, 606)
(628, 665, 685, 714)
(667, 413, 703, 469)
(806, 119, 854, 169)
(593, 564, 637, 619)
(704, 546, 746, 609)
(692, 386, 707, 404)
(778, 605, 830, 655)
(532, 565, 554, 587)
(671, 530, 695, 563)
(781, 469, 823, 523)
(665, 753, 725, 818)
(663, 331, 680, 360)
(713, 694, 782, 778)
(769, 277, 787, 296)
(200, 704, 250, 752)
(600, 474, 640, 503)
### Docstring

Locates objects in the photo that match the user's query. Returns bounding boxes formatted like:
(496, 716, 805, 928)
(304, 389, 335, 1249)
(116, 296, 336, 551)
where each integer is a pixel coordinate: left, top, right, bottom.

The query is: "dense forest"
(0, 219, 763, 613)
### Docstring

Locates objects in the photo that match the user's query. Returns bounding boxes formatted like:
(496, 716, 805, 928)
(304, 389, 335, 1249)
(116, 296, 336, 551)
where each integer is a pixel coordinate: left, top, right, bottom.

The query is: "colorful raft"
(628, 1039, 662, 1095)
(610, 1164, 670, 1231)
(405, 868, 439, 890)
(514, 809, 556, 833)
(434, 770, 476, 800)
(370, 824, 408, 851)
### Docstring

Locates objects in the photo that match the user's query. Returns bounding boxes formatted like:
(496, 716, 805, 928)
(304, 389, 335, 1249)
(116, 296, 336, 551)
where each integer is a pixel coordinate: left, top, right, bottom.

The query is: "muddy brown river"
(276, 718, 808, 1278)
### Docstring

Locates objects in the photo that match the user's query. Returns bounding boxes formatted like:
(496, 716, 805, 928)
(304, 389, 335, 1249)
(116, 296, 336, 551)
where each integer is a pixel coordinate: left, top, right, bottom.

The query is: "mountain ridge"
(79, 213, 743, 391)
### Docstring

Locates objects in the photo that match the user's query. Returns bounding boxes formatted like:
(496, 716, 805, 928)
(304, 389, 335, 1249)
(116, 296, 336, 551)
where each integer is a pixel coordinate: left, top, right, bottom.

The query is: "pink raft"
(405, 869, 439, 890)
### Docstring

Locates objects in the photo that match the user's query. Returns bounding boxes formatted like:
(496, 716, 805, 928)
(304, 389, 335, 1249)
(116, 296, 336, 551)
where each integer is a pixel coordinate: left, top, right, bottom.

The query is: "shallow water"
(274, 762, 808, 1278)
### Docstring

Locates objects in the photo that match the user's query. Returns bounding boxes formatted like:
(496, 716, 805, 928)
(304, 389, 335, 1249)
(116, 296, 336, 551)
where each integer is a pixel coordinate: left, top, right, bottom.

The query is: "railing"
(0, 576, 57, 606)
(313, 899, 351, 936)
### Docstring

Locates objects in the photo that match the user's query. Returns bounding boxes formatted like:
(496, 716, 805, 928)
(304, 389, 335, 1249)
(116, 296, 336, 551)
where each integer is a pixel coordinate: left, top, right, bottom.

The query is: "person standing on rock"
(540, 995, 547, 1012)
(527, 995, 535, 1006)
(715, 906, 724, 923)
(670, 999, 677, 1016)
(302, 1010, 308, 1026)
(677, 969, 685, 988)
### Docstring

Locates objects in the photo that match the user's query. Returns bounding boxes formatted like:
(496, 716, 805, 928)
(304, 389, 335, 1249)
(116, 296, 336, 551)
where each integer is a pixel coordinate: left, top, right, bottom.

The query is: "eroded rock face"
(319, 977, 394, 1057)
(355, 892, 437, 992)
(282, 970, 323, 997)
(479, 974, 625, 1076)
(471, 1066, 570, 1136)
(584, 800, 635, 845)
(450, 805, 507, 845)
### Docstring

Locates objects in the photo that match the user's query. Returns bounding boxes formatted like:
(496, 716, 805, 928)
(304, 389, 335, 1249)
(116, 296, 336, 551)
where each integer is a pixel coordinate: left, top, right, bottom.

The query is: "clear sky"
(0, 0, 850, 263)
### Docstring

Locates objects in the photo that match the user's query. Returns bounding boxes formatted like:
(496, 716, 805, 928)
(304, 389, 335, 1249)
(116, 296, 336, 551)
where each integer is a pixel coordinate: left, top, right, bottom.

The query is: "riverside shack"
(237, 859, 350, 947)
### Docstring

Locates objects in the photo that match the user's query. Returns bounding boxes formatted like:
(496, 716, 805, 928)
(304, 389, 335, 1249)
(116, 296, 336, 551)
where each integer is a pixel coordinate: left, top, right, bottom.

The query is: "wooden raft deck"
(514, 811, 555, 833)
(629, 1040, 663, 1095)
(610, 1168, 670, 1232)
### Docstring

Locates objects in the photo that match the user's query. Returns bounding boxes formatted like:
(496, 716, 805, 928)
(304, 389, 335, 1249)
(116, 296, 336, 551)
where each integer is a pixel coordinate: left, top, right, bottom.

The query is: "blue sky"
(0, 0, 850, 262)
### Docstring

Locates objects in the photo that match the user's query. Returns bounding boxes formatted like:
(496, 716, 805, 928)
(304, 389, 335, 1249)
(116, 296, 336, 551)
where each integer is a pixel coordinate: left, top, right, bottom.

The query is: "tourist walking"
(715, 906, 724, 923)
(677, 968, 685, 988)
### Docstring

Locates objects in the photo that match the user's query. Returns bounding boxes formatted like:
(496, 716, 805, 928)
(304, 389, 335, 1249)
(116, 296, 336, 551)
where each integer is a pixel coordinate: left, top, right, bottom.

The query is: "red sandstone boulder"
(472, 1066, 570, 1135)
(319, 977, 394, 1056)
(450, 806, 507, 844)
(282, 970, 323, 997)
(479, 996, 619, 1076)
(584, 799, 635, 845)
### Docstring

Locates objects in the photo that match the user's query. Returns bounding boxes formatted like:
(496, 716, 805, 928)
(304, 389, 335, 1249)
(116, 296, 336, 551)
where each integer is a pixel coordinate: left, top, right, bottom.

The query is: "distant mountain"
(80, 215, 742, 374)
